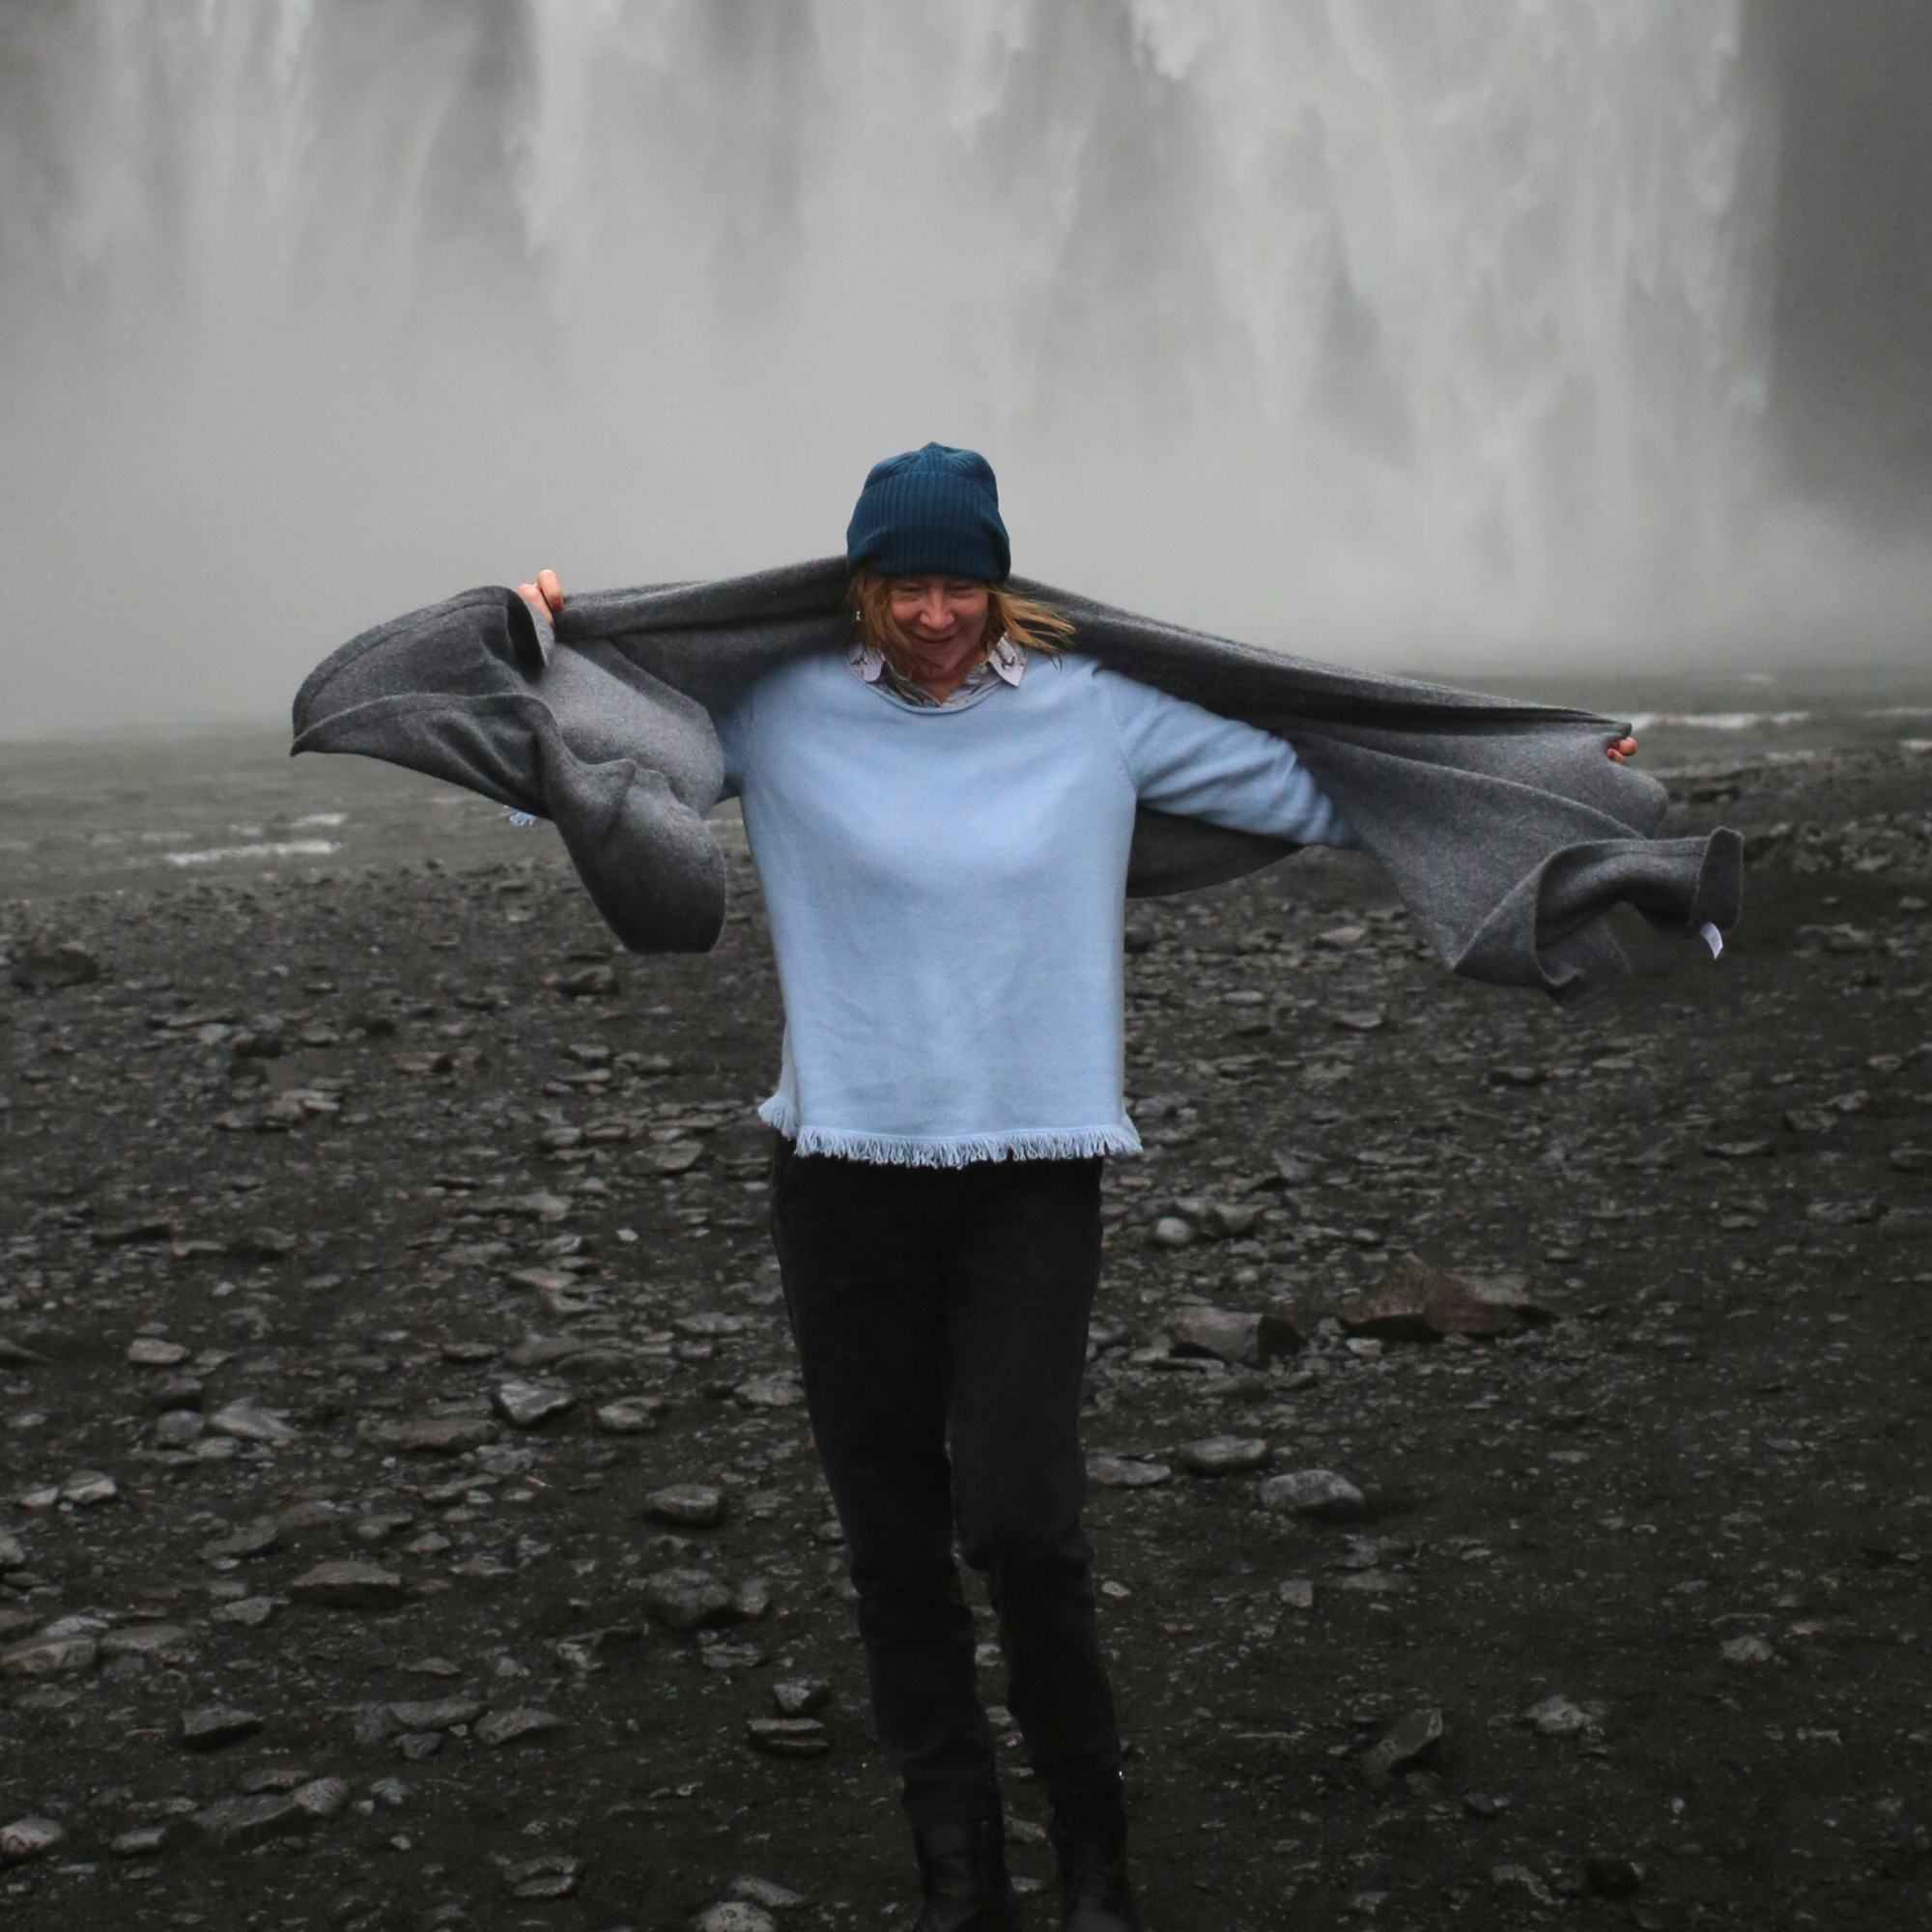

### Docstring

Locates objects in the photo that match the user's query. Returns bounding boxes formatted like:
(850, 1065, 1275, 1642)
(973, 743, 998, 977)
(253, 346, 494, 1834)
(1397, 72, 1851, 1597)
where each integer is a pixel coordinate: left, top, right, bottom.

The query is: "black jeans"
(770, 1136, 1122, 1824)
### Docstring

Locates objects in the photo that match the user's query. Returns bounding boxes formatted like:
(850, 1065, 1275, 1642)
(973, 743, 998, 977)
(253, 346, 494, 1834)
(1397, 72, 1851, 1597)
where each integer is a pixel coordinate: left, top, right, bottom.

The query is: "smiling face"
(886, 576, 992, 691)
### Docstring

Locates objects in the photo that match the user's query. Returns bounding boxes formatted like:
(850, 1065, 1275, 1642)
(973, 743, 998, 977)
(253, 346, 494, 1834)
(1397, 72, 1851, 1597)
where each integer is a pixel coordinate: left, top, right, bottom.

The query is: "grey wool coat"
(291, 558, 1743, 1009)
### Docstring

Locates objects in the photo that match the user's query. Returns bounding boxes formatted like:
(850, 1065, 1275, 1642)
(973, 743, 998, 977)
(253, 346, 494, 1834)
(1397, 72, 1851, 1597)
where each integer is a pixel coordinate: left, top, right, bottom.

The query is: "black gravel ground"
(1, 744, 1928, 1932)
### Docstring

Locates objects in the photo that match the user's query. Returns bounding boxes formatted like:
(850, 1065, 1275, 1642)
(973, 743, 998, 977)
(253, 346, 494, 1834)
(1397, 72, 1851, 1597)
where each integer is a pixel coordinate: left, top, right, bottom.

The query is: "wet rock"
(1167, 1306, 1302, 1367)
(1360, 1707, 1445, 1782)
(207, 1401, 298, 1446)
(212, 1596, 280, 1627)
(99, 1624, 194, 1662)
(692, 1905, 778, 1932)
(1176, 1435, 1270, 1477)
(491, 1379, 576, 1429)
(1720, 1634, 1776, 1664)
(473, 1705, 566, 1747)
(640, 1569, 735, 1632)
(735, 1374, 808, 1409)
(289, 1560, 409, 1609)
(179, 1705, 265, 1750)
(643, 1483, 726, 1527)
(1339, 1254, 1544, 1342)
(1, 1632, 99, 1678)
(189, 1794, 310, 1852)
(0, 1816, 68, 1861)
(1492, 1863, 1556, 1905)
(1488, 1065, 1546, 1088)
(110, 1825, 173, 1858)
(772, 1678, 832, 1718)
(0, 1529, 21, 1569)
(594, 1395, 666, 1434)
(0, 1336, 46, 1367)
(1523, 1693, 1598, 1737)
(201, 1518, 284, 1562)
(1260, 1469, 1369, 1522)
(1278, 1578, 1315, 1611)
(1086, 1455, 1172, 1490)
(1148, 1216, 1196, 1249)
(504, 1854, 582, 1899)
(154, 1409, 205, 1448)
(10, 941, 99, 992)
(732, 1577, 774, 1621)
(127, 1336, 190, 1368)
(388, 1697, 484, 1730)
(730, 1874, 807, 1910)
(292, 1777, 352, 1820)
(59, 1468, 119, 1506)
(746, 1717, 830, 1757)
(361, 1416, 498, 1455)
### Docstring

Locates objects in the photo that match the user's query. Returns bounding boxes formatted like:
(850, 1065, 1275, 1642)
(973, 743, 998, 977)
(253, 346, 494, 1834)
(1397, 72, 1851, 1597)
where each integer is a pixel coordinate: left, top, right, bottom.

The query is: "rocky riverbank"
(2, 742, 1929, 1931)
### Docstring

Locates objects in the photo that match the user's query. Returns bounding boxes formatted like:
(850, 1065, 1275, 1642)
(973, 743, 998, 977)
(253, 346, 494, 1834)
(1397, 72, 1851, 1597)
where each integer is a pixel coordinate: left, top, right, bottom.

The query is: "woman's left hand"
(1605, 735, 1637, 763)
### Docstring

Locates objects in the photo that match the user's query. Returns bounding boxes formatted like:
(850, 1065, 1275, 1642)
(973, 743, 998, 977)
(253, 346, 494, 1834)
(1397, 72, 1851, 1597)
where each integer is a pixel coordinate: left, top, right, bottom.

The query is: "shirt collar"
(848, 634, 1025, 706)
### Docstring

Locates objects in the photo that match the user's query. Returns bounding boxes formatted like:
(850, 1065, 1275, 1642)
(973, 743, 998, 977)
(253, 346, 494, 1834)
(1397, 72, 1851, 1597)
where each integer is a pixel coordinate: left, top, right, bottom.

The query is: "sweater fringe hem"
(756, 1099, 1142, 1166)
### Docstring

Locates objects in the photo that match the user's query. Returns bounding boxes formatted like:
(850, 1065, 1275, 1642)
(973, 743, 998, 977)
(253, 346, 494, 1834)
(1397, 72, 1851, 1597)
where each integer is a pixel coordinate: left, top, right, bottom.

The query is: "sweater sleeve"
(1098, 666, 1357, 847)
(713, 683, 755, 801)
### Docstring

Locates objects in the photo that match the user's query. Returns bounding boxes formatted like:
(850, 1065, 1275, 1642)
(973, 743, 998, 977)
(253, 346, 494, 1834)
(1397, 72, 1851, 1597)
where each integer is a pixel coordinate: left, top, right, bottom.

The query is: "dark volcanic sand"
(1, 745, 1929, 1932)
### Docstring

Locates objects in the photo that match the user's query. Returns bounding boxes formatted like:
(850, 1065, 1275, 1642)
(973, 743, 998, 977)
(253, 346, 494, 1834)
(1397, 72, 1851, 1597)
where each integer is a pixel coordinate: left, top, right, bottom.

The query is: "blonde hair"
(848, 568, 1073, 683)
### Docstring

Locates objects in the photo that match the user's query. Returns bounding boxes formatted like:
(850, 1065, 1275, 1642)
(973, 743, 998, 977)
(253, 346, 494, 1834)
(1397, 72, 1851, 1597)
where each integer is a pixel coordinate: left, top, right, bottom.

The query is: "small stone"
(1176, 1435, 1270, 1477)
(473, 1705, 566, 1747)
(0, 1816, 68, 1861)
(729, 1875, 807, 1910)
(362, 1416, 498, 1455)
(1488, 1065, 1546, 1088)
(732, 1576, 774, 1620)
(595, 1396, 665, 1435)
(0, 1633, 98, 1679)
(1719, 1634, 1776, 1665)
(212, 1597, 279, 1628)
(734, 1375, 808, 1409)
(1086, 1455, 1172, 1490)
(189, 1794, 308, 1852)
(59, 1469, 119, 1506)
(1166, 1306, 1302, 1366)
(504, 1854, 582, 1900)
(1148, 1216, 1196, 1249)
(1891, 1146, 1930, 1174)
(692, 1905, 778, 1932)
(10, 941, 99, 992)
(201, 1518, 283, 1562)
(127, 1337, 190, 1368)
(387, 1697, 484, 1730)
(207, 1401, 298, 1446)
(772, 1678, 832, 1718)
(99, 1624, 194, 1662)
(1492, 1863, 1556, 1905)
(180, 1705, 264, 1750)
(240, 1767, 312, 1795)
(1278, 1578, 1315, 1610)
(395, 1731, 443, 1760)
(154, 1409, 205, 1448)
(1522, 1693, 1595, 1737)
(746, 1717, 830, 1757)
(288, 1560, 409, 1609)
(369, 1776, 411, 1807)
(640, 1568, 735, 1632)
(149, 1372, 205, 1411)
(491, 1379, 577, 1429)
(110, 1825, 172, 1858)
(1359, 1707, 1445, 1782)
(291, 1777, 352, 1820)
(1259, 1468, 1368, 1521)
(643, 1483, 726, 1527)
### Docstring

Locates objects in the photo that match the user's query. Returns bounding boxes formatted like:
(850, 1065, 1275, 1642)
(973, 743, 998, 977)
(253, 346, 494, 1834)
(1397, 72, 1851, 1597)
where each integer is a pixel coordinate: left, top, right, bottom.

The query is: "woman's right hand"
(517, 568, 563, 615)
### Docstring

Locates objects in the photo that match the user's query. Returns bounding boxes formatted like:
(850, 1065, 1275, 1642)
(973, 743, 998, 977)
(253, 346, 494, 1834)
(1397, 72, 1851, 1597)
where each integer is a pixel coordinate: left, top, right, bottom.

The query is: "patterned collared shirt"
(846, 632, 1026, 707)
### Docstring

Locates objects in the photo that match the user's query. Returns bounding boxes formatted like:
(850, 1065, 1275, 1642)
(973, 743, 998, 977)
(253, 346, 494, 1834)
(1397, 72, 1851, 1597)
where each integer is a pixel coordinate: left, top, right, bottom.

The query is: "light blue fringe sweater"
(717, 648, 1355, 1166)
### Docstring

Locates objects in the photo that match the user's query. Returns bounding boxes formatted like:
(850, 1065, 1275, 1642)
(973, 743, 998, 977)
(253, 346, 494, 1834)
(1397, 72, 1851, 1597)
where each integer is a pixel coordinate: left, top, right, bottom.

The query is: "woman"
(520, 444, 1637, 1932)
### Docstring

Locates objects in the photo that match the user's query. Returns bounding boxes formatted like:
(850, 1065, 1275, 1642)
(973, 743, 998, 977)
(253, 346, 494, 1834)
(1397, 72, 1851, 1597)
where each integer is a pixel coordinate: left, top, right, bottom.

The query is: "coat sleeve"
(1098, 666, 1356, 847)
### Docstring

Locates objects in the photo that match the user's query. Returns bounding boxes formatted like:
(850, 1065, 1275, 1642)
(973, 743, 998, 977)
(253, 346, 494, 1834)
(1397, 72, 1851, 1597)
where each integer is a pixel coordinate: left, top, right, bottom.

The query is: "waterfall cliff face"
(0, 3, 1903, 733)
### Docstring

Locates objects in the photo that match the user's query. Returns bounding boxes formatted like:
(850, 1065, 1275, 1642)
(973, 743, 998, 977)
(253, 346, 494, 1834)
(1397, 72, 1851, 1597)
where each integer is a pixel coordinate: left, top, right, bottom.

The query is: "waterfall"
(0, 1, 1862, 736)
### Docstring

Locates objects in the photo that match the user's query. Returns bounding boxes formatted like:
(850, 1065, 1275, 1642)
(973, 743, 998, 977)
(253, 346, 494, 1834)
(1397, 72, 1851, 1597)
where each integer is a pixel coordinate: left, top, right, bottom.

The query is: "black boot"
(1049, 1776, 1142, 1932)
(911, 1810, 1019, 1932)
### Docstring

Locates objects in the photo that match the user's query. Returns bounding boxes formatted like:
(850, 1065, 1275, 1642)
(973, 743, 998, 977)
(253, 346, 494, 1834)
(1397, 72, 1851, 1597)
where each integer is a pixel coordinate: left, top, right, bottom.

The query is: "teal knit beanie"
(845, 442, 1011, 582)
